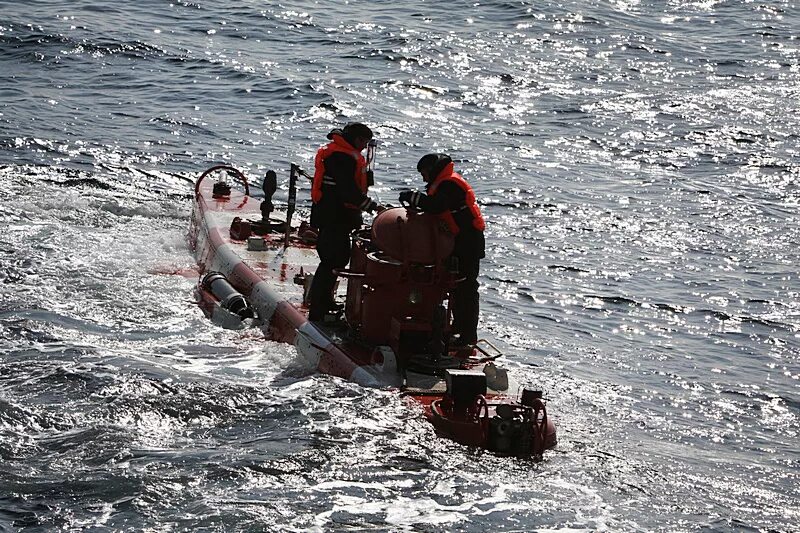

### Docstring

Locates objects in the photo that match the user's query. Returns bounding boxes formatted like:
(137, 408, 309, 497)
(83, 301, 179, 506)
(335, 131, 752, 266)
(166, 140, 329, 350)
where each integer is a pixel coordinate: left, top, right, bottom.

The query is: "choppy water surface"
(1, 1, 798, 531)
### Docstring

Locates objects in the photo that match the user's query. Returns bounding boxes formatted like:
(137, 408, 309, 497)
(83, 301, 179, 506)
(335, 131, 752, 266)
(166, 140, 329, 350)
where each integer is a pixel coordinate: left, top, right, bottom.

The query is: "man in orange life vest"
(308, 122, 382, 322)
(399, 153, 486, 345)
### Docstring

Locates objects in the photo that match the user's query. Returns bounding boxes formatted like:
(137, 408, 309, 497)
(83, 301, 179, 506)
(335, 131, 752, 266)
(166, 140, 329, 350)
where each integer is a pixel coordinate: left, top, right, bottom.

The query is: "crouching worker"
(308, 122, 382, 322)
(399, 154, 485, 346)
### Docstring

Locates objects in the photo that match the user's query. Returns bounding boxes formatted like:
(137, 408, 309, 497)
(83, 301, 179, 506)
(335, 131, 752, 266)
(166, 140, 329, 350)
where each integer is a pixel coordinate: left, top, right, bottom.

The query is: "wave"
(0, 30, 166, 63)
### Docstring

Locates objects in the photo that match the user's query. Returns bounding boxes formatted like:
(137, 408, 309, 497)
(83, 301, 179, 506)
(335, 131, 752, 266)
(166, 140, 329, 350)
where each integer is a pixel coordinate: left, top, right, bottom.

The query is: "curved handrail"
(532, 399, 549, 458)
(472, 394, 489, 421)
(195, 165, 250, 197)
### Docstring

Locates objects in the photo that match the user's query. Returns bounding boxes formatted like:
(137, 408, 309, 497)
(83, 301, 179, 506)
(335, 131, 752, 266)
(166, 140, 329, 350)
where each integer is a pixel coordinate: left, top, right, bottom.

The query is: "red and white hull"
(190, 174, 390, 387)
(189, 166, 556, 457)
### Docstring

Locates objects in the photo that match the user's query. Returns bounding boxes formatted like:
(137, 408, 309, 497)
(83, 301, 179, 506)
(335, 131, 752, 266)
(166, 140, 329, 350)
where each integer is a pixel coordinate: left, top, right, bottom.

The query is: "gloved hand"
(399, 190, 422, 208)
(365, 199, 382, 213)
(398, 190, 414, 205)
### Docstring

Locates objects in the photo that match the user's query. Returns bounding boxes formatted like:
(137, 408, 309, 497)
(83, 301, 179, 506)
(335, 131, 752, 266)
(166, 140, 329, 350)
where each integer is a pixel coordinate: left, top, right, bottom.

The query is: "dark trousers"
(308, 224, 352, 320)
(452, 255, 481, 344)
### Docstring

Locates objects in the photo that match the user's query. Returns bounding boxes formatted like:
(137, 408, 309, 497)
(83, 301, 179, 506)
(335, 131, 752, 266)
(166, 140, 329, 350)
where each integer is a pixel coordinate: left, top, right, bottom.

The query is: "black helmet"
(342, 122, 374, 140)
(416, 153, 452, 176)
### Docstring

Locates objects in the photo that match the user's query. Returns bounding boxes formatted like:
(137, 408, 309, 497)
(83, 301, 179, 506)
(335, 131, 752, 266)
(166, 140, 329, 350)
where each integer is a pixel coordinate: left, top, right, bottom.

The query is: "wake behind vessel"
(189, 164, 557, 457)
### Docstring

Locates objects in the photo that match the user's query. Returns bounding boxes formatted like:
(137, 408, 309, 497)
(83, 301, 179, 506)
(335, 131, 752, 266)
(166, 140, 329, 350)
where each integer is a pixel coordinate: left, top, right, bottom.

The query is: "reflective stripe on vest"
(427, 162, 485, 235)
(312, 134, 368, 204)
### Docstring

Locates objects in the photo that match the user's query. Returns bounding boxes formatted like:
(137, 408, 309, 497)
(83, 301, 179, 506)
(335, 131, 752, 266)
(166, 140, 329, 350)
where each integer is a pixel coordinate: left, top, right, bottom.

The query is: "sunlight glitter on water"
(1, 0, 799, 530)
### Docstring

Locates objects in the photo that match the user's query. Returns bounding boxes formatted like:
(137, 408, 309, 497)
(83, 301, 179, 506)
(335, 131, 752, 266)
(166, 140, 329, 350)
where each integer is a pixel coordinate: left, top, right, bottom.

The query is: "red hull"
(189, 165, 557, 457)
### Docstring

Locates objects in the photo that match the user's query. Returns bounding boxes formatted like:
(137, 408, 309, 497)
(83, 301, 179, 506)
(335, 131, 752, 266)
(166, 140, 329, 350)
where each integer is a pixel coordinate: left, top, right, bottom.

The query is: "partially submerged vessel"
(189, 164, 556, 457)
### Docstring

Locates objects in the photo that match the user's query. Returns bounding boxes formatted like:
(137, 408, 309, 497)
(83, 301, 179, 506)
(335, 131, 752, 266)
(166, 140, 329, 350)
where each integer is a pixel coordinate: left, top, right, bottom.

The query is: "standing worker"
(308, 122, 382, 322)
(399, 153, 485, 346)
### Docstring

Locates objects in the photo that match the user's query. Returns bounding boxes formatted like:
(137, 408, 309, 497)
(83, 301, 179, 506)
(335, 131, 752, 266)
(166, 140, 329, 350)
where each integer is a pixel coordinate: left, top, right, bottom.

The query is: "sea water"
(0, 1, 798, 531)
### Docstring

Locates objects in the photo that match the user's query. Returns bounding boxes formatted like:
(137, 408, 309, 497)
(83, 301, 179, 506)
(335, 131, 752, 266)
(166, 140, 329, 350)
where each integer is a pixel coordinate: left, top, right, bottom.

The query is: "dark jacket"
(311, 140, 373, 230)
(415, 179, 486, 260)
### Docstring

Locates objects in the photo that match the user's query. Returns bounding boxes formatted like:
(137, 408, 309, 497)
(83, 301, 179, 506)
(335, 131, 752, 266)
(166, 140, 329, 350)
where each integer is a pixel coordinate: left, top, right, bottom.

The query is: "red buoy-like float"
(189, 165, 556, 457)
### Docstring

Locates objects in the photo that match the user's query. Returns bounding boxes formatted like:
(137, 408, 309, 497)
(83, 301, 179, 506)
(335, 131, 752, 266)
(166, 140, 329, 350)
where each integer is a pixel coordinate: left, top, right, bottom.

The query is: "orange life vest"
(427, 162, 485, 235)
(312, 134, 368, 204)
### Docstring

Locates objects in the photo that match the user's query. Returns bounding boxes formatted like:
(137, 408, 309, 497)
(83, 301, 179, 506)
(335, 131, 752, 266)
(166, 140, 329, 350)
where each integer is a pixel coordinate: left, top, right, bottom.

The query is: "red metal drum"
(371, 207, 454, 264)
(345, 229, 373, 325)
(359, 252, 406, 342)
(364, 251, 404, 284)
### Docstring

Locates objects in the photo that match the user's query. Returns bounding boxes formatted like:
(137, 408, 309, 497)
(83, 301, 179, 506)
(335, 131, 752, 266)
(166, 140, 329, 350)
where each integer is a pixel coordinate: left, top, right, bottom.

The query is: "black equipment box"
(445, 369, 487, 407)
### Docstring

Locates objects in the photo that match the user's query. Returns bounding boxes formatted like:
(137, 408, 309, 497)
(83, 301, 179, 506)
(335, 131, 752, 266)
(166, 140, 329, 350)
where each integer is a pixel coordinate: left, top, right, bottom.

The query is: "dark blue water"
(1, 1, 798, 531)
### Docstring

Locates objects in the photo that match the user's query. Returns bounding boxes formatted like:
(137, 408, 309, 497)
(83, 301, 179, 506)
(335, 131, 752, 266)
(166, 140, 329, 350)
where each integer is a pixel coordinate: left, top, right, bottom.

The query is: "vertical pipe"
(285, 164, 298, 248)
